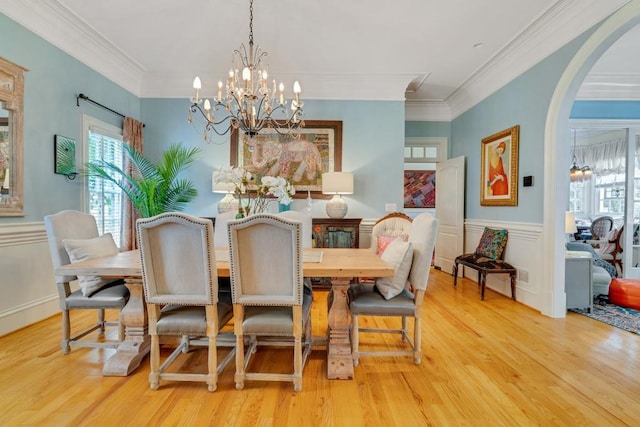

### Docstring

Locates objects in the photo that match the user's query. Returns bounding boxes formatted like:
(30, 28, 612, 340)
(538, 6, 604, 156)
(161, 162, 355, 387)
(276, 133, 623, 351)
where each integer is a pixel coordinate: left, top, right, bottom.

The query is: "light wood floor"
(1, 269, 640, 426)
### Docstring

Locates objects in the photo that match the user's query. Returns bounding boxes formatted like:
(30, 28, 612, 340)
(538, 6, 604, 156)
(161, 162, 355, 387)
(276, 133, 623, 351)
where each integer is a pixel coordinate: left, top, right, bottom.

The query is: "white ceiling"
(0, 0, 636, 119)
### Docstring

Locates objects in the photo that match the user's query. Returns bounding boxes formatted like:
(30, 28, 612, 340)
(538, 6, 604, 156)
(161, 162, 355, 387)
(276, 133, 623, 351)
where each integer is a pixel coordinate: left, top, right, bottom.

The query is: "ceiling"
(0, 0, 636, 119)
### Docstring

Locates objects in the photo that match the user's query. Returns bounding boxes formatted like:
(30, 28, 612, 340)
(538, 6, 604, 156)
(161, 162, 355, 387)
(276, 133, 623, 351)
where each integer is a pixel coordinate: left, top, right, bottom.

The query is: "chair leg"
(207, 334, 217, 392)
(234, 333, 245, 390)
(401, 316, 408, 342)
(61, 309, 71, 355)
(453, 262, 459, 286)
(293, 335, 302, 392)
(480, 273, 487, 300)
(414, 314, 422, 365)
(510, 273, 516, 301)
(98, 309, 106, 333)
(149, 334, 160, 390)
(351, 313, 359, 367)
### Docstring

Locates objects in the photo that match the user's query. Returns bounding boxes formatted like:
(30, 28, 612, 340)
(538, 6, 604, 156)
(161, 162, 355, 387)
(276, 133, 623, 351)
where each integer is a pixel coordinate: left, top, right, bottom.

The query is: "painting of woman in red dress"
(488, 141, 508, 196)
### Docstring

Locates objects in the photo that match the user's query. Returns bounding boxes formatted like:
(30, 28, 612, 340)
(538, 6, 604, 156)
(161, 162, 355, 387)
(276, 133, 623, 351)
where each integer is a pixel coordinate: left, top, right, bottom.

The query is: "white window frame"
(81, 114, 124, 247)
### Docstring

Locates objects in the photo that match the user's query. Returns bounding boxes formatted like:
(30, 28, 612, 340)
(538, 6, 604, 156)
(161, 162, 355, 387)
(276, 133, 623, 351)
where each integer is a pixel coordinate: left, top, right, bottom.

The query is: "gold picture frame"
(230, 120, 342, 199)
(480, 125, 519, 206)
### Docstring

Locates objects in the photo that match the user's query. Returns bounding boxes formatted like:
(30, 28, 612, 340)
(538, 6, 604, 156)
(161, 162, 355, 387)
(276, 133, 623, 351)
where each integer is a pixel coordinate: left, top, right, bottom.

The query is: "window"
(82, 116, 124, 248)
(569, 181, 584, 214)
(594, 174, 625, 217)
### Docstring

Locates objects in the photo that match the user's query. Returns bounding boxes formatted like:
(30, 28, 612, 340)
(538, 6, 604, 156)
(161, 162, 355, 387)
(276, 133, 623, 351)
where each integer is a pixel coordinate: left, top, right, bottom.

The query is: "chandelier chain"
(249, 0, 254, 46)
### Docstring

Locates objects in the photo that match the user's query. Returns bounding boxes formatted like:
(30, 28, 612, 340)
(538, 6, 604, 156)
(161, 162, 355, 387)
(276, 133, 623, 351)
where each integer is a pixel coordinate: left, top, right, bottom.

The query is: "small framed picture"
(54, 135, 77, 177)
(404, 170, 436, 208)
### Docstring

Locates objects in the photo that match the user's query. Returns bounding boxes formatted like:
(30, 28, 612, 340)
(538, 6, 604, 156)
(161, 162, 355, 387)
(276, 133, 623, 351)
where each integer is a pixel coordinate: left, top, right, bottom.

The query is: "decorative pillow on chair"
(376, 234, 409, 256)
(63, 233, 120, 296)
(475, 227, 508, 260)
(375, 237, 414, 300)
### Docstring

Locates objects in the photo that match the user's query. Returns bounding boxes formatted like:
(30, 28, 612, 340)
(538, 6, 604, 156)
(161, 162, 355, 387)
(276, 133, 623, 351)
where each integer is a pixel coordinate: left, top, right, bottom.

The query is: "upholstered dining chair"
(349, 213, 438, 366)
(44, 210, 129, 354)
(228, 214, 312, 392)
(136, 212, 235, 392)
(369, 212, 413, 254)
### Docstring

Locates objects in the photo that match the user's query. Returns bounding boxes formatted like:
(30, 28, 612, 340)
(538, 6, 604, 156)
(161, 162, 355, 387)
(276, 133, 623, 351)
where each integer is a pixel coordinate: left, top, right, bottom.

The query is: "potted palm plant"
(84, 142, 201, 218)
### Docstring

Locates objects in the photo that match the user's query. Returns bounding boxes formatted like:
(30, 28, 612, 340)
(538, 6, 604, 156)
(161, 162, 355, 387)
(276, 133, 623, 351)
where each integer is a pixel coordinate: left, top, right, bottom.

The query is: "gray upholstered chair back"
(214, 210, 237, 248)
(277, 210, 312, 248)
(44, 210, 101, 285)
(228, 213, 303, 306)
(407, 213, 439, 292)
(137, 212, 218, 306)
(370, 212, 413, 252)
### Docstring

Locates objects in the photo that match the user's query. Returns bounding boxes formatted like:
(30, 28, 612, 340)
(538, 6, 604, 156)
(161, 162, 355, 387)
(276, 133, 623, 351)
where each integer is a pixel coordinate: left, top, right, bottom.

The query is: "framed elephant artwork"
(230, 120, 342, 198)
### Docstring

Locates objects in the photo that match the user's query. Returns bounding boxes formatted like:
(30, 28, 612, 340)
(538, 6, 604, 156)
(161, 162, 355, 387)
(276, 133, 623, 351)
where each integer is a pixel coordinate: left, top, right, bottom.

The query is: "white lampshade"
(565, 211, 577, 234)
(322, 172, 354, 195)
(322, 172, 354, 218)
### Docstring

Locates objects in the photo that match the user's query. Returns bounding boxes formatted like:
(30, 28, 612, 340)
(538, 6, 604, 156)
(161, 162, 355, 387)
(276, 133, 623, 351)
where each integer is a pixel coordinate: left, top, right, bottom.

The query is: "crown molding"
(0, 0, 145, 96)
(576, 72, 640, 99)
(404, 101, 452, 121)
(142, 72, 414, 101)
(447, 0, 629, 119)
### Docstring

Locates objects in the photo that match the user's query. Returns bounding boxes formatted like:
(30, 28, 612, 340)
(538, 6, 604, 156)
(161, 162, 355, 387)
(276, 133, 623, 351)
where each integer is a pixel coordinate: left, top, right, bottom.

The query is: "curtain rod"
(76, 93, 145, 127)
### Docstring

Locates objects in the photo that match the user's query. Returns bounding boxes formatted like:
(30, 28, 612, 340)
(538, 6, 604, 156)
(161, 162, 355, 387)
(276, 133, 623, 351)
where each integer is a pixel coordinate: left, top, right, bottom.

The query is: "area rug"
(570, 295, 640, 336)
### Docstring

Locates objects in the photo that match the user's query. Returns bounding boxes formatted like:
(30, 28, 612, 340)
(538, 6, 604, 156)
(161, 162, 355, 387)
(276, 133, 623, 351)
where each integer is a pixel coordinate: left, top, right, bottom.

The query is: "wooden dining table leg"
(327, 279, 354, 380)
(102, 277, 151, 376)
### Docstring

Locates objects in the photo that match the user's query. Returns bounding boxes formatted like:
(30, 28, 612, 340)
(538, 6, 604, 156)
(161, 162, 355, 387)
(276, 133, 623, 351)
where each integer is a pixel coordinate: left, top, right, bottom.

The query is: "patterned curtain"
(121, 117, 144, 250)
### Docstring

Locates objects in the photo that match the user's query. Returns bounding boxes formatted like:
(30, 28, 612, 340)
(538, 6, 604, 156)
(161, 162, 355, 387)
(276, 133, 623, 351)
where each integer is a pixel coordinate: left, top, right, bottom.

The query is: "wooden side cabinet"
(565, 250, 593, 312)
(312, 218, 362, 249)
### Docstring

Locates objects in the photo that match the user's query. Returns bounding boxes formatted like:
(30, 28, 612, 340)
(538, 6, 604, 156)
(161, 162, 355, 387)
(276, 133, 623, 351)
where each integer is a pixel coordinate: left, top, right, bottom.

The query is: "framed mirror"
(0, 56, 26, 216)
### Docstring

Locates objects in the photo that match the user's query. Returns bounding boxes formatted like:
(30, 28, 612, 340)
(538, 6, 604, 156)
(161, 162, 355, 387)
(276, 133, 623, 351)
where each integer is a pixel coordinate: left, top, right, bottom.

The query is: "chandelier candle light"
(189, 0, 304, 141)
(569, 129, 592, 182)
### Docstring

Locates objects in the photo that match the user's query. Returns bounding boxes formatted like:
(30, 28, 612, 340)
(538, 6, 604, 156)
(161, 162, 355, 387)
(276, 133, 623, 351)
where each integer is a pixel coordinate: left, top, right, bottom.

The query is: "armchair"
(370, 212, 413, 254)
(136, 212, 235, 391)
(44, 210, 129, 354)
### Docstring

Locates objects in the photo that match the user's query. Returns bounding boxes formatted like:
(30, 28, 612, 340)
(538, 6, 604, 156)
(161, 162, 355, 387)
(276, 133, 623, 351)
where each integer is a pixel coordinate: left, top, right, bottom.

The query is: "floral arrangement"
(214, 166, 295, 217)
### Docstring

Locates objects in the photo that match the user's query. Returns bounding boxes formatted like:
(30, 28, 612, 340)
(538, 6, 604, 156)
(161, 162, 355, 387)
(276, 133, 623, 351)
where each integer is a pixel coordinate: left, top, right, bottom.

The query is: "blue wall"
(571, 100, 640, 119)
(0, 13, 140, 222)
(141, 98, 406, 219)
(449, 33, 592, 223)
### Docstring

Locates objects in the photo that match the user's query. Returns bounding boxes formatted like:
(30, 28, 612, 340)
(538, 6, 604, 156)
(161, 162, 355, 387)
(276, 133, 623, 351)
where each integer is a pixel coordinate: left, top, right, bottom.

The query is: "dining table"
(55, 247, 394, 380)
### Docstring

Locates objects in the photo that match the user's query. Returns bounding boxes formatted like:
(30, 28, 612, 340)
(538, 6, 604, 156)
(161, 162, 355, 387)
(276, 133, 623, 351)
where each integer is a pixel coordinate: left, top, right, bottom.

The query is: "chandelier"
(569, 129, 592, 182)
(188, 0, 304, 141)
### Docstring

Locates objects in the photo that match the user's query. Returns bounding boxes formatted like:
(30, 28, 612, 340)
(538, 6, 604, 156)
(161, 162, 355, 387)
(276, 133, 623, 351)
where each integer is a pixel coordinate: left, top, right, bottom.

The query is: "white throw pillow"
(375, 237, 414, 300)
(63, 233, 119, 296)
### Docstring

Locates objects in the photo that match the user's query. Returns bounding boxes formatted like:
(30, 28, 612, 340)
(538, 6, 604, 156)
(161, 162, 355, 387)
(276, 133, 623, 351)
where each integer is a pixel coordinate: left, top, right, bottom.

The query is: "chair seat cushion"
(349, 283, 415, 316)
(157, 292, 234, 335)
(455, 253, 516, 272)
(65, 280, 129, 309)
(242, 293, 313, 336)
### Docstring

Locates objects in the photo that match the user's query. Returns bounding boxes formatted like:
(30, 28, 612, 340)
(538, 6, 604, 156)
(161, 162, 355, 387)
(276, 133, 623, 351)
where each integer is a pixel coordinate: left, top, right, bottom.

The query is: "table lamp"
(212, 174, 238, 214)
(565, 211, 577, 242)
(322, 172, 353, 219)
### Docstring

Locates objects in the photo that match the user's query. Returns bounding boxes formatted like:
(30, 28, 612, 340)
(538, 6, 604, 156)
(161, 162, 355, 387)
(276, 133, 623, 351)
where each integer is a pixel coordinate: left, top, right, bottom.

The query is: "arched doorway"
(544, 1, 640, 317)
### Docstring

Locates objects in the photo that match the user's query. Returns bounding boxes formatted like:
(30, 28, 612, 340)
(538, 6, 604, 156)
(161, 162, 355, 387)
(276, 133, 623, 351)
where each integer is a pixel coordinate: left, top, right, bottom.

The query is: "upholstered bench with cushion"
(452, 227, 516, 301)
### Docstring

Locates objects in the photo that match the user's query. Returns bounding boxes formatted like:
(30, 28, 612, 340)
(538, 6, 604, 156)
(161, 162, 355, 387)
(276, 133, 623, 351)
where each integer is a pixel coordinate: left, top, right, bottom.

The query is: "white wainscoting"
(0, 222, 59, 337)
(462, 220, 544, 311)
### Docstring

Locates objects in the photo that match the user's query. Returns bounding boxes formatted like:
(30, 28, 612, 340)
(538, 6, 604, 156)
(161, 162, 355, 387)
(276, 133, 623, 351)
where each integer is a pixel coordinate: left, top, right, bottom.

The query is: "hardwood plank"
(1, 269, 640, 426)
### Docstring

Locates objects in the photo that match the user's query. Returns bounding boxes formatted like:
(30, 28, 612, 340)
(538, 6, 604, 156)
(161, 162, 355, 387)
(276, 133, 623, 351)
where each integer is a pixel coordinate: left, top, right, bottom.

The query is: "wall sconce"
(212, 174, 238, 214)
(322, 172, 353, 218)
